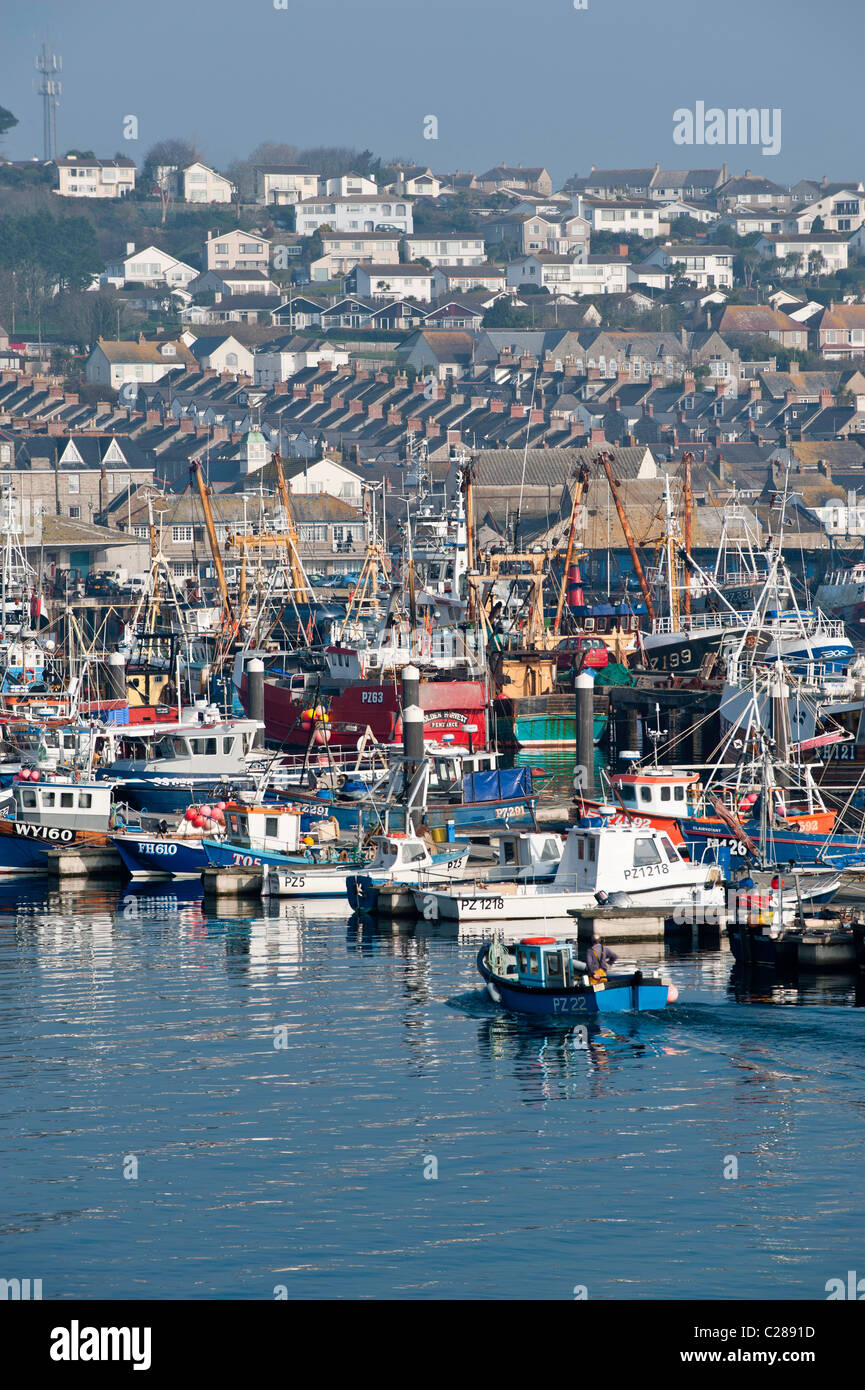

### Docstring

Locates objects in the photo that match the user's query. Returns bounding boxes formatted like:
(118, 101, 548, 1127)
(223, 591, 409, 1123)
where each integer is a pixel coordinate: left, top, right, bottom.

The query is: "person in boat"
(585, 934, 618, 981)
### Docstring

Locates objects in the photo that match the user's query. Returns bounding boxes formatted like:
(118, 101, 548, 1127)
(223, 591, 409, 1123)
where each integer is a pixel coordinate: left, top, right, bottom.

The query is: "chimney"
(650, 373, 664, 391)
(591, 427, 606, 443)
(348, 399, 364, 414)
(126, 241, 135, 255)
(716, 380, 728, 398)
(489, 398, 505, 413)
(680, 327, 688, 348)
(510, 403, 526, 419)
(413, 378, 426, 394)
(367, 402, 383, 419)
(292, 384, 307, 399)
(529, 408, 544, 424)
(819, 458, 832, 478)
(616, 367, 629, 383)
(820, 387, 834, 408)
(749, 379, 761, 400)
(683, 372, 695, 394)
(619, 244, 628, 258)
(785, 388, 797, 405)
(179, 417, 194, 433)
(587, 366, 601, 380)
(272, 379, 288, 394)
(146, 409, 161, 424)
(387, 408, 402, 425)
(643, 402, 654, 417)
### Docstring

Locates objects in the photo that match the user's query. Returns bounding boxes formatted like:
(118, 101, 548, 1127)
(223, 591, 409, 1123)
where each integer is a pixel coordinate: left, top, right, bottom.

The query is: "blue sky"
(1, 0, 861, 184)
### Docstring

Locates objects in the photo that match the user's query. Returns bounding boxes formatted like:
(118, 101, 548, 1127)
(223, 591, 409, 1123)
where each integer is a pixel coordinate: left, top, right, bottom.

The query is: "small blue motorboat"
(477, 937, 676, 1016)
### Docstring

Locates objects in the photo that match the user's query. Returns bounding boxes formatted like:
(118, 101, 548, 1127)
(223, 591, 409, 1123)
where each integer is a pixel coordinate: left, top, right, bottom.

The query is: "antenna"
(35, 40, 62, 161)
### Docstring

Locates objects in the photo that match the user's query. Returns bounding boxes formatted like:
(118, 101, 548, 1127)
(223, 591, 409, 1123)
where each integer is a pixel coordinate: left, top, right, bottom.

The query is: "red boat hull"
(242, 677, 489, 750)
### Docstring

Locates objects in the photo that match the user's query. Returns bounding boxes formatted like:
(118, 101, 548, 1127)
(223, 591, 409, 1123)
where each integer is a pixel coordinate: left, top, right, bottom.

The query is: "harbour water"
(1, 878, 863, 1301)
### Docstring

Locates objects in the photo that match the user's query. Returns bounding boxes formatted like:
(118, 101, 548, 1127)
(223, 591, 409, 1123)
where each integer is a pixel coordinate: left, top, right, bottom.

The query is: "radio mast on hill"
(35, 41, 62, 161)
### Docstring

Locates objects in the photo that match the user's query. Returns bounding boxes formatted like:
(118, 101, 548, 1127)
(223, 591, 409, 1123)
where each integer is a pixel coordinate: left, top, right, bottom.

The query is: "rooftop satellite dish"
(119, 381, 139, 407)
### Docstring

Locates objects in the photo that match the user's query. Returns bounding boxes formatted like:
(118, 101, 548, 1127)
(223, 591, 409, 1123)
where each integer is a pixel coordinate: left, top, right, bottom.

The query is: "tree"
(782, 251, 803, 280)
(141, 138, 199, 192)
(808, 250, 827, 284)
(0, 105, 17, 141)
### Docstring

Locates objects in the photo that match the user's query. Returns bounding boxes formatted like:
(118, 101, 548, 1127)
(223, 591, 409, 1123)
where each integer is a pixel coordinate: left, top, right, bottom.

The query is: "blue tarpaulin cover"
(464, 767, 532, 803)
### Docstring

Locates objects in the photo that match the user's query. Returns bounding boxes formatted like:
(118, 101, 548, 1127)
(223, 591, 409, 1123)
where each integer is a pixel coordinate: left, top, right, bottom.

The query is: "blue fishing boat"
(477, 937, 675, 1016)
(96, 716, 264, 816)
(110, 831, 210, 878)
(200, 802, 363, 872)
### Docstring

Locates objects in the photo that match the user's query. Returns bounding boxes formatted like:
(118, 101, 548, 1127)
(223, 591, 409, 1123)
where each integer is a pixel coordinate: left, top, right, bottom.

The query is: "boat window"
(661, 837, 680, 863)
(61, 792, 74, 808)
(528, 952, 539, 975)
(21, 790, 37, 808)
(639, 786, 652, 803)
(222, 738, 235, 755)
(545, 950, 563, 979)
(43, 791, 55, 807)
(517, 950, 528, 972)
(619, 784, 637, 804)
(171, 738, 186, 756)
(634, 837, 661, 866)
(79, 793, 92, 809)
(674, 786, 685, 801)
(588, 839, 596, 862)
(541, 839, 560, 861)
(502, 841, 515, 864)
(660, 785, 671, 802)
(265, 817, 279, 836)
(578, 839, 585, 859)
(403, 844, 426, 863)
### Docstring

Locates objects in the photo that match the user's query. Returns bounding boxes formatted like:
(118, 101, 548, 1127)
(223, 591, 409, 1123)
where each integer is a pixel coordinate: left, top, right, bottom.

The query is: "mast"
(190, 462, 233, 623)
(597, 450, 656, 624)
(272, 452, 312, 602)
(682, 450, 693, 618)
(553, 462, 588, 635)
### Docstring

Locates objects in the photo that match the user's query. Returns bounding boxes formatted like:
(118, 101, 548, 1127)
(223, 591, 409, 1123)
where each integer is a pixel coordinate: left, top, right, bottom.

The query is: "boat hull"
(478, 947, 670, 1015)
(110, 833, 209, 878)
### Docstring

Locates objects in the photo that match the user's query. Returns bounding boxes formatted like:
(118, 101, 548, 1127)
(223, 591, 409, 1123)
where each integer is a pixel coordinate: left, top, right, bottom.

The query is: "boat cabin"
(612, 771, 699, 818)
(367, 835, 437, 873)
(12, 777, 115, 831)
(490, 831, 564, 880)
(222, 803, 302, 856)
(514, 939, 584, 989)
(106, 719, 261, 774)
(552, 818, 690, 892)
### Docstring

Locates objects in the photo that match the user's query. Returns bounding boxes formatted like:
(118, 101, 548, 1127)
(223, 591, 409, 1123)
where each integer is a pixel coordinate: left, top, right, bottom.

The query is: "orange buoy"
(666, 982, 679, 1003)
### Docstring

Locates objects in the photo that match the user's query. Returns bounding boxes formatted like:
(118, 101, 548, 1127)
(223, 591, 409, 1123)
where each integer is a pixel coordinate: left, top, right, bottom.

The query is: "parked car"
(556, 635, 609, 672)
(85, 571, 123, 597)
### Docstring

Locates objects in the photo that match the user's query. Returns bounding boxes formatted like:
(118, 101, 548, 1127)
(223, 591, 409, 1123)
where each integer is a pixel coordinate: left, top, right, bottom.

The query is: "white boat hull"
(412, 880, 726, 924)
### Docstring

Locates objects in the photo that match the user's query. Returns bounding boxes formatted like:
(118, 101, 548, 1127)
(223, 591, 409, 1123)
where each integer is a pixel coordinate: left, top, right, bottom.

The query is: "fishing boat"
(350, 828, 563, 916)
(201, 801, 352, 871)
(477, 935, 675, 1015)
(412, 817, 725, 924)
(269, 832, 469, 900)
(95, 714, 265, 815)
(0, 774, 136, 874)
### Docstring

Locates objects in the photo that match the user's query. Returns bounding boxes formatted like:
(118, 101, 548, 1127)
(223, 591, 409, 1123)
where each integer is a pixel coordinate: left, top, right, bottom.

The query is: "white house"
(255, 164, 320, 205)
(102, 243, 197, 289)
(579, 196, 669, 239)
(404, 234, 486, 267)
(86, 337, 195, 389)
(311, 232, 401, 279)
(384, 165, 445, 198)
(640, 243, 734, 289)
(324, 173, 378, 198)
(755, 233, 849, 277)
(350, 264, 435, 302)
(658, 199, 719, 225)
(187, 335, 255, 376)
(506, 253, 628, 296)
(294, 195, 414, 236)
(55, 156, 136, 198)
(430, 264, 508, 296)
(205, 228, 270, 272)
(786, 186, 865, 235)
(283, 456, 365, 505)
(253, 340, 349, 387)
(183, 163, 233, 204)
(189, 269, 280, 298)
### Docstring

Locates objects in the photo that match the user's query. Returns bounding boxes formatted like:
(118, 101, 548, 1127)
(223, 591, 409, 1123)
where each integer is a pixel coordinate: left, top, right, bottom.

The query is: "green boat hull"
(495, 709, 608, 750)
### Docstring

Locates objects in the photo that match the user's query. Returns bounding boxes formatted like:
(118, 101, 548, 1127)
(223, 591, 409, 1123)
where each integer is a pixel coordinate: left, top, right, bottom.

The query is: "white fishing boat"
(410, 817, 725, 924)
(268, 832, 471, 901)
